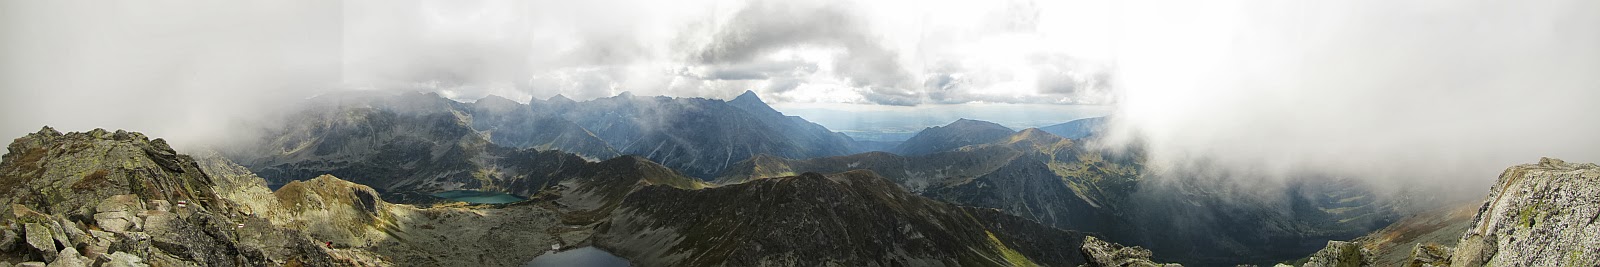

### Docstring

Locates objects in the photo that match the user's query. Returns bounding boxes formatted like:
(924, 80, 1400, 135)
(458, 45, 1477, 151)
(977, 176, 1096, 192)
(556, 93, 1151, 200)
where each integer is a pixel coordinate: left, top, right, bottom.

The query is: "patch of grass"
(985, 231, 1039, 267)
(1518, 202, 1551, 228)
(72, 169, 111, 192)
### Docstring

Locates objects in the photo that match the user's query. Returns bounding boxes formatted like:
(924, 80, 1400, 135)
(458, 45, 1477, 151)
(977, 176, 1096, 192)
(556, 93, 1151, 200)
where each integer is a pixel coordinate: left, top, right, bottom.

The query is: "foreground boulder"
(1300, 241, 1372, 267)
(1078, 236, 1180, 267)
(1444, 157, 1600, 266)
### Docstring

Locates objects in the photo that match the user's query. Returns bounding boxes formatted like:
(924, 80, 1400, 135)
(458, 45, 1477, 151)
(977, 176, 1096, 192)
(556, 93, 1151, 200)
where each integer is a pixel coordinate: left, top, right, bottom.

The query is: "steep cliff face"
(1446, 157, 1600, 266)
(593, 170, 1087, 267)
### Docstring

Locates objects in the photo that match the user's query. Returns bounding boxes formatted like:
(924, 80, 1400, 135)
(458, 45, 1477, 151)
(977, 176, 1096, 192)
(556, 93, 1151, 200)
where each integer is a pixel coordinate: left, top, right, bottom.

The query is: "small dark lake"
(523, 247, 631, 267)
(431, 190, 525, 204)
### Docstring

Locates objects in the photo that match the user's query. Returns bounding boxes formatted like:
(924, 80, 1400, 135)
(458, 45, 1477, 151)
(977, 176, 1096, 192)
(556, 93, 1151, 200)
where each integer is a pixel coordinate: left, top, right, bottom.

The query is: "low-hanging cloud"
(1, 0, 1116, 144)
(1101, 0, 1600, 197)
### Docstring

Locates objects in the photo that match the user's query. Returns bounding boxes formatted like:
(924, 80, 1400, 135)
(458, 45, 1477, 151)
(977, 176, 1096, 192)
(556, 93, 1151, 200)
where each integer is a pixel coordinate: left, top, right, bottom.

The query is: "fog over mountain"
(1101, 0, 1600, 196)
(3, 0, 1599, 199)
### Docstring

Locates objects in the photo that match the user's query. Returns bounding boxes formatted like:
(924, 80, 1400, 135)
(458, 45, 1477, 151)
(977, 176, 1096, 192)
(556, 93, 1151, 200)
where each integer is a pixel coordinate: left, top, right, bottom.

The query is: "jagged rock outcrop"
(1079, 236, 1180, 267)
(1405, 243, 1451, 267)
(1300, 241, 1372, 267)
(0, 127, 619, 266)
(0, 127, 361, 266)
(1443, 157, 1600, 266)
(594, 170, 1087, 266)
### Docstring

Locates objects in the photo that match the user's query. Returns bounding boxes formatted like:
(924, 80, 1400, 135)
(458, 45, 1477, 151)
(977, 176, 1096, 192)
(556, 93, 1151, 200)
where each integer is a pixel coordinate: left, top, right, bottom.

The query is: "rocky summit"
(1266, 157, 1600, 267)
(0, 127, 589, 266)
(1445, 157, 1600, 266)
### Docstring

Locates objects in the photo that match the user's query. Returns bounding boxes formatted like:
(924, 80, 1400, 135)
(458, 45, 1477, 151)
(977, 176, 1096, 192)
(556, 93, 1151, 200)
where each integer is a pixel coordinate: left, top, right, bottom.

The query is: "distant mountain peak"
(548, 94, 575, 103)
(733, 90, 761, 102)
(473, 95, 522, 111)
(477, 94, 515, 103)
(947, 118, 1005, 128)
(727, 90, 783, 116)
(893, 118, 1017, 156)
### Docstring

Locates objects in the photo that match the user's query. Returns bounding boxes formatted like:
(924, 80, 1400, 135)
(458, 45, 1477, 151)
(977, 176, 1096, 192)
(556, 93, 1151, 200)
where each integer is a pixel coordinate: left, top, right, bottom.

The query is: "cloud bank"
(1102, 0, 1600, 195)
(0, 0, 1114, 144)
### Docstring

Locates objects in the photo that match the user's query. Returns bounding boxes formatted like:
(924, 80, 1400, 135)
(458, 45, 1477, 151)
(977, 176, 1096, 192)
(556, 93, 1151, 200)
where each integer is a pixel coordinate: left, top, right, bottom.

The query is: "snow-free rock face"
(1300, 241, 1373, 267)
(0, 127, 356, 266)
(1079, 236, 1181, 267)
(0, 127, 595, 266)
(1446, 157, 1600, 266)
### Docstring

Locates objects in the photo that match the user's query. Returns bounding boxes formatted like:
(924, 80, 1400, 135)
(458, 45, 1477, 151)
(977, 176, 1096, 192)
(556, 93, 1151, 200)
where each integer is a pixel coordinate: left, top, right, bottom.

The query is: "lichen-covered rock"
(21, 223, 54, 261)
(1447, 157, 1600, 266)
(79, 230, 112, 260)
(1301, 241, 1371, 267)
(1405, 243, 1451, 267)
(1079, 236, 1181, 267)
(0, 127, 363, 266)
(103, 251, 146, 267)
(1, 227, 15, 252)
(44, 247, 83, 267)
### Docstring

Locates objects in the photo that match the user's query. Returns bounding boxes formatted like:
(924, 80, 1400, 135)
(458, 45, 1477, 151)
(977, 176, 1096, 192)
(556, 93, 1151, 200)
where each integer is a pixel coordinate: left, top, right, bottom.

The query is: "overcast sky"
(2, 0, 1597, 192)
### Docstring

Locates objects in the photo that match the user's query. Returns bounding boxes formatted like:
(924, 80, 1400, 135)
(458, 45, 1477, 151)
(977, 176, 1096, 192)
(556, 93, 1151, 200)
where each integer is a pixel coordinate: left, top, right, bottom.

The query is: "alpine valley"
(2, 91, 1596, 267)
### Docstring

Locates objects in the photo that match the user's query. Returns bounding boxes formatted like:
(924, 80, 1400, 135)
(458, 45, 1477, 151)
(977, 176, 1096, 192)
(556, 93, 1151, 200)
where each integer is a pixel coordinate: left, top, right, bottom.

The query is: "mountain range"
(718, 118, 1396, 265)
(0, 127, 1096, 266)
(5, 91, 1595, 267)
(224, 90, 860, 200)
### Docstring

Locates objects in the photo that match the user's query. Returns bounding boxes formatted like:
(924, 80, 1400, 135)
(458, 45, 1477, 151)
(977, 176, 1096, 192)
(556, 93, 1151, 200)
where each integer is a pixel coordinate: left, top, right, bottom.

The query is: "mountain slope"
(0, 127, 369, 266)
(543, 91, 859, 179)
(717, 128, 1395, 265)
(594, 170, 1088, 266)
(467, 95, 620, 160)
(894, 119, 1017, 156)
(1039, 117, 1108, 139)
(225, 91, 709, 204)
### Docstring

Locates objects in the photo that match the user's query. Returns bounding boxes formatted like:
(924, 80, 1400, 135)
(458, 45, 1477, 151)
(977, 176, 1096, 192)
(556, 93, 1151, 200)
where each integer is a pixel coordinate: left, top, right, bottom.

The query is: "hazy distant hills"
(1039, 116, 1107, 139)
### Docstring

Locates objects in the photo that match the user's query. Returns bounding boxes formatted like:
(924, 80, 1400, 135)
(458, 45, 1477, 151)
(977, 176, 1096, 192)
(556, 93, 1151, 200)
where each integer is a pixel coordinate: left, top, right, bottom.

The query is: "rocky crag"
(0, 127, 604, 266)
(1273, 157, 1600, 267)
(1443, 157, 1600, 266)
(0, 127, 366, 266)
